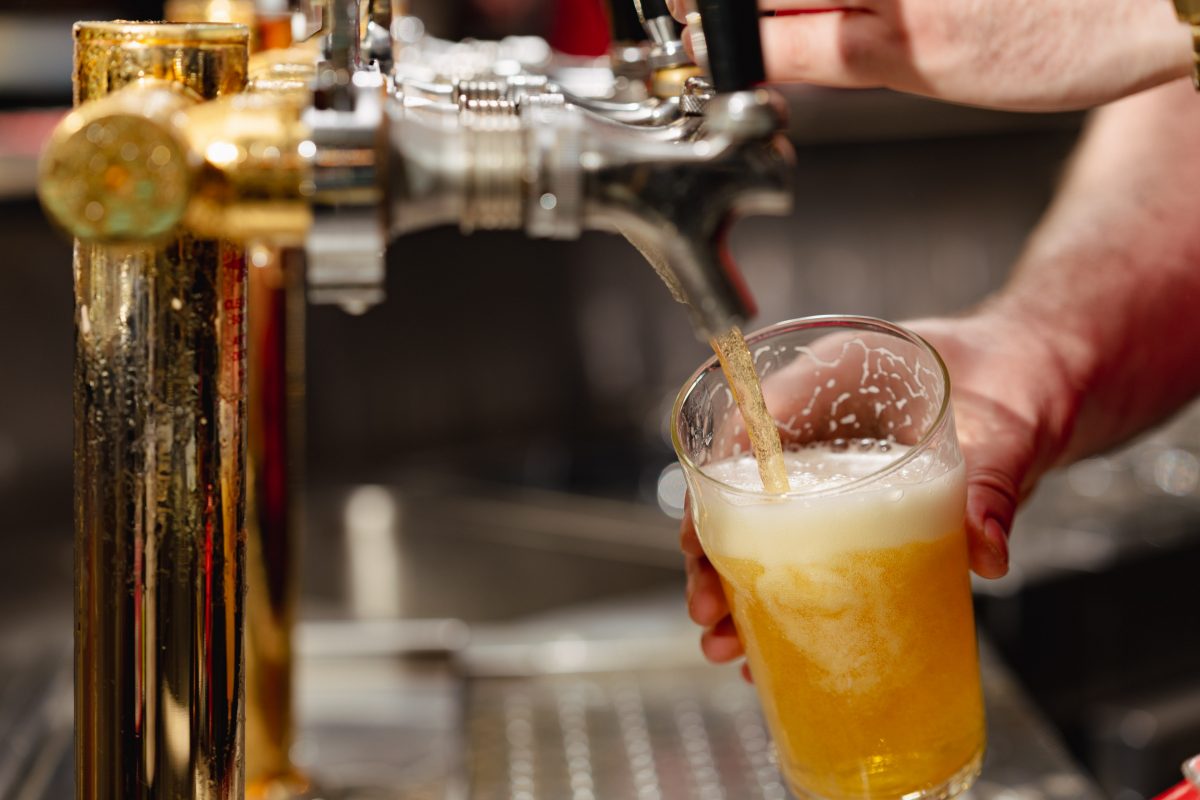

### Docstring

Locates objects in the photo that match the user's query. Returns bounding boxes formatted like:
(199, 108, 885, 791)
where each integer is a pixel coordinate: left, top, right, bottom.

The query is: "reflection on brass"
(248, 47, 320, 95)
(39, 81, 198, 243)
(245, 248, 309, 800)
(72, 21, 249, 800)
(182, 93, 314, 244)
(74, 21, 248, 105)
(651, 64, 702, 99)
(166, 0, 257, 25)
(40, 85, 314, 246)
(166, 0, 258, 47)
(166, 0, 295, 57)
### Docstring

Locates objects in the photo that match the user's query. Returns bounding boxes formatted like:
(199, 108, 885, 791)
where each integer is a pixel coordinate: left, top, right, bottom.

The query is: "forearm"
(990, 79, 1200, 464)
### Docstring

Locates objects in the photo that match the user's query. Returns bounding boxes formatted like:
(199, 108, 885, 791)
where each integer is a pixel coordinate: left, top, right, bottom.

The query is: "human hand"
(681, 306, 1081, 671)
(669, 0, 1192, 111)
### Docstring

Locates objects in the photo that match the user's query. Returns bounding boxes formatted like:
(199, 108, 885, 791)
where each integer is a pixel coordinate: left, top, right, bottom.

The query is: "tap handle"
(607, 0, 649, 43)
(694, 0, 765, 92)
(634, 0, 673, 22)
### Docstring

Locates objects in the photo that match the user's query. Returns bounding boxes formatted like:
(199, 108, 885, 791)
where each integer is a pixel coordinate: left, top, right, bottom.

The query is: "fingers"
(679, 498, 704, 557)
(681, 498, 729, 628)
(951, 388, 1042, 580)
(760, 0, 871, 11)
(760, 10, 886, 88)
(685, 553, 730, 625)
(701, 615, 744, 663)
(666, 0, 870, 23)
(679, 498, 741, 665)
(964, 460, 1019, 579)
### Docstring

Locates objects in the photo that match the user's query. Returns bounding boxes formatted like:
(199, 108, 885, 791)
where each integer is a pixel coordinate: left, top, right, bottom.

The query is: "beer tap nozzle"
(583, 89, 793, 338)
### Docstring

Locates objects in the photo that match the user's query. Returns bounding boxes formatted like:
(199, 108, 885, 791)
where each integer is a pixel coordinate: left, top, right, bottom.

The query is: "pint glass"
(672, 317, 985, 800)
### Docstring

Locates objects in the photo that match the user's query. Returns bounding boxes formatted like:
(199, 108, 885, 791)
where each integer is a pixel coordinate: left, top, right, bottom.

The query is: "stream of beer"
(710, 326, 790, 494)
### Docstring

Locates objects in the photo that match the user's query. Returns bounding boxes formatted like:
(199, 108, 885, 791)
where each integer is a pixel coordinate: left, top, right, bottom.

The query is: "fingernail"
(983, 517, 1009, 567)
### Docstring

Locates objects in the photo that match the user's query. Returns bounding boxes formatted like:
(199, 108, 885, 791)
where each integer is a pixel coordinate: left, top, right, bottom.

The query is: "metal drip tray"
(465, 668, 790, 800)
(0, 600, 1104, 800)
(458, 645, 1103, 800)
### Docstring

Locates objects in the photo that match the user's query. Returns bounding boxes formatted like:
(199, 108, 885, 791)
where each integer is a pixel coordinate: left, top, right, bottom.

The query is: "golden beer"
(674, 317, 985, 800)
(702, 452, 983, 799)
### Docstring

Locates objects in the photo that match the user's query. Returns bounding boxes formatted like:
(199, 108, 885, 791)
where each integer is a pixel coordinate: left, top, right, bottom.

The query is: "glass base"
(787, 748, 984, 800)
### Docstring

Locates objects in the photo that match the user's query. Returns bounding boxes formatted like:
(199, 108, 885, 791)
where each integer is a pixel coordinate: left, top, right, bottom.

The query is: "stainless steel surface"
(0, 588, 1102, 800)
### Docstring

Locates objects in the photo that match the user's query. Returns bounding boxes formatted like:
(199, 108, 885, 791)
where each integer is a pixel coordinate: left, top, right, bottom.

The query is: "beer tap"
(42, 1, 791, 334)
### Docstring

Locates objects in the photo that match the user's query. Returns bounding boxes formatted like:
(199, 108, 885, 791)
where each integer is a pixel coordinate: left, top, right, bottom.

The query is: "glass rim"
(670, 315, 954, 501)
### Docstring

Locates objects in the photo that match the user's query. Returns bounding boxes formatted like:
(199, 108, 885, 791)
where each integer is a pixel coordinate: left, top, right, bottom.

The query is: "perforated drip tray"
(465, 668, 788, 800)
(459, 649, 1103, 800)
(1, 612, 1103, 800)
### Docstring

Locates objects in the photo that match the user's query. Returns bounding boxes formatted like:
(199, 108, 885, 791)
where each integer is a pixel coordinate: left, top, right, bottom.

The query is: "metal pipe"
(242, 33, 311, 800)
(244, 245, 308, 800)
(70, 21, 249, 800)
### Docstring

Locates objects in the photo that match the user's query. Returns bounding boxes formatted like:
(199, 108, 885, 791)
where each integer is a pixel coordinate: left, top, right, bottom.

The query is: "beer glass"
(672, 316, 985, 800)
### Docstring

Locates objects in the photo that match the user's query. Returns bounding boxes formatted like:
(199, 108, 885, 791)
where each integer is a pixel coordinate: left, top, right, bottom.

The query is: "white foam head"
(692, 443, 966, 564)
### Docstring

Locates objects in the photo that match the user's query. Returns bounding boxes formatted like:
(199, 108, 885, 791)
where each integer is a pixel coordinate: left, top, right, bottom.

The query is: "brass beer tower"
(48, 22, 250, 800)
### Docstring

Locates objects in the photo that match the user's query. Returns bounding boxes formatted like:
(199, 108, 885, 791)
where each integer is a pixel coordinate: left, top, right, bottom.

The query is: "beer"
(710, 326, 789, 494)
(674, 317, 985, 800)
(698, 446, 984, 799)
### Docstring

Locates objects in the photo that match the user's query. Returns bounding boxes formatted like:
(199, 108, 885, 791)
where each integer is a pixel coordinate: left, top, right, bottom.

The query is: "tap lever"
(694, 0, 766, 92)
(607, 0, 649, 43)
(634, 0, 673, 25)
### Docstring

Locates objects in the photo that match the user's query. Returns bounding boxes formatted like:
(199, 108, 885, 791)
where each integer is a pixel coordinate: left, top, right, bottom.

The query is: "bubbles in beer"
(705, 439, 906, 495)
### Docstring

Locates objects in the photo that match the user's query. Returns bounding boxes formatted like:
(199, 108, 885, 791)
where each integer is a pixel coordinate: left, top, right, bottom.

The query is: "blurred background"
(2, 1, 1200, 798)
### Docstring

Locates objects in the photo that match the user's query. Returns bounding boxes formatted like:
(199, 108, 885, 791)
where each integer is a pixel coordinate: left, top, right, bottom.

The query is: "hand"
(681, 306, 1081, 671)
(669, 0, 1193, 111)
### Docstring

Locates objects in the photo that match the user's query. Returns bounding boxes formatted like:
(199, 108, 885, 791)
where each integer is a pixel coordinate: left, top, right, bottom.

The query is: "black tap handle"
(634, 0, 673, 22)
(695, 0, 766, 93)
(607, 0, 650, 43)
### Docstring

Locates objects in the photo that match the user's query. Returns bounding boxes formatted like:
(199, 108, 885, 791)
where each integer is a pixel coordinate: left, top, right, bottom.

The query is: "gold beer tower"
(56, 21, 250, 800)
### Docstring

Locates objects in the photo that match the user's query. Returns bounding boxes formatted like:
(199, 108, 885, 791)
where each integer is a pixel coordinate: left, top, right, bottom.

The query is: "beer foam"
(694, 444, 965, 565)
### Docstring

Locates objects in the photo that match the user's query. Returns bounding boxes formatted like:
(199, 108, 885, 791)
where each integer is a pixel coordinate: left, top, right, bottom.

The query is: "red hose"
(1155, 782, 1200, 800)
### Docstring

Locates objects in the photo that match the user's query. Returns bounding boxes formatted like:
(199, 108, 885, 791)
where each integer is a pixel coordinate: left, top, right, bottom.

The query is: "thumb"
(954, 391, 1043, 579)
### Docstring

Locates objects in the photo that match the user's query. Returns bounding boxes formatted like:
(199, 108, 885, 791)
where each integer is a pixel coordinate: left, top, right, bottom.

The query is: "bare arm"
(994, 78, 1200, 461)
